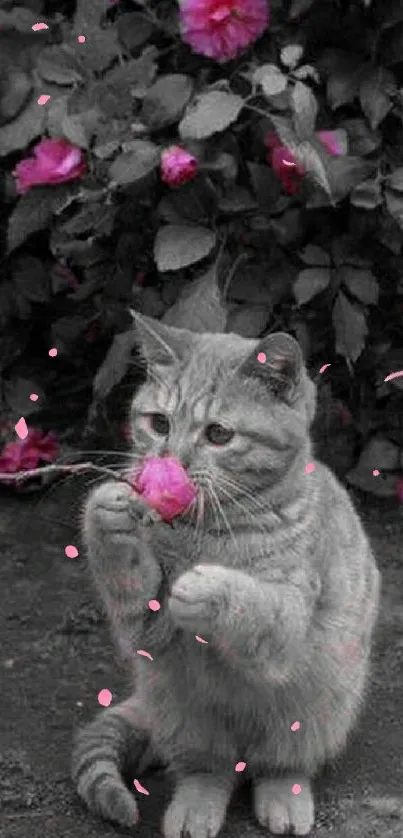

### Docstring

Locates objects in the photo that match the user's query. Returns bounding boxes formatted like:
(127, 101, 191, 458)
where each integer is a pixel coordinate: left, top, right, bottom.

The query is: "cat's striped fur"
(72, 313, 380, 837)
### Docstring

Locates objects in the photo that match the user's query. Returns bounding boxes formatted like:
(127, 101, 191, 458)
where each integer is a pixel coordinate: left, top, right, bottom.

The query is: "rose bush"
(0, 0, 402, 499)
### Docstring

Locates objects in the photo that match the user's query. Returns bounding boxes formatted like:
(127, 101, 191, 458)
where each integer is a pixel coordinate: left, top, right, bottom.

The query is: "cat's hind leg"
(72, 696, 155, 828)
(163, 773, 235, 838)
(253, 775, 314, 836)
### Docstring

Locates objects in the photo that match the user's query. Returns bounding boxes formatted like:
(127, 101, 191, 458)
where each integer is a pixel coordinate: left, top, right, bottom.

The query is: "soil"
(1, 476, 403, 838)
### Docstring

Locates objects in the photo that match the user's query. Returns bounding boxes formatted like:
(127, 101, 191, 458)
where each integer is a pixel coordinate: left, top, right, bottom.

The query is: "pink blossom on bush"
(179, 0, 269, 63)
(0, 429, 59, 484)
(12, 138, 86, 194)
(317, 130, 345, 157)
(132, 456, 198, 522)
(160, 146, 199, 187)
(265, 130, 344, 195)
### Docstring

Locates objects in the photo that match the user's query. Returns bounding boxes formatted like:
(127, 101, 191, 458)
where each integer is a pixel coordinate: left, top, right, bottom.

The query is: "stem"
(0, 462, 131, 485)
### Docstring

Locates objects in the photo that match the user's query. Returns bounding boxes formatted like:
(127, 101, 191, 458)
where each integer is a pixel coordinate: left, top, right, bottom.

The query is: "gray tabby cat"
(72, 313, 380, 837)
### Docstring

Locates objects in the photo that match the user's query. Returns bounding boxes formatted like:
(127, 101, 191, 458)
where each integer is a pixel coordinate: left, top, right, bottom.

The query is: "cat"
(72, 312, 380, 837)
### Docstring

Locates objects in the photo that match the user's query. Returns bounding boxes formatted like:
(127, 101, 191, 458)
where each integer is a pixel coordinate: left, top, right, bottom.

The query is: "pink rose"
(265, 130, 345, 195)
(132, 456, 198, 522)
(12, 138, 86, 195)
(0, 429, 59, 485)
(160, 146, 199, 188)
(179, 0, 269, 63)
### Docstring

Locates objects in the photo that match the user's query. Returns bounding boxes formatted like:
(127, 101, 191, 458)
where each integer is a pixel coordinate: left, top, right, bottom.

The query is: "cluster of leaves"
(1, 0, 403, 497)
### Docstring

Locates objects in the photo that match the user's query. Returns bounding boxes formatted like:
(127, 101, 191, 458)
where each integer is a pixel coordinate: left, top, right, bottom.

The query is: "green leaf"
(59, 203, 117, 238)
(298, 244, 331, 266)
(104, 48, 158, 101)
(253, 64, 288, 97)
(291, 81, 318, 140)
(293, 267, 331, 305)
(154, 225, 216, 272)
(162, 264, 227, 333)
(179, 91, 243, 140)
(338, 266, 379, 305)
(293, 64, 320, 83)
(271, 209, 303, 246)
(0, 94, 45, 156)
(289, 0, 316, 19)
(72, 3, 120, 73)
(281, 44, 304, 70)
(376, 0, 403, 29)
(117, 12, 153, 52)
(37, 45, 84, 86)
(350, 178, 383, 209)
(387, 167, 403, 191)
(0, 7, 41, 30)
(141, 74, 193, 131)
(385, 188, 403, 229)
(359, 65, 396, 130)
(7, 184, 80, 253)
(3, 377, 44, 416)
(226, 303, 269, 338)
(346, 436, 400, 498)
(292, 140, 332, 197)
(0, 70, 32, 124)
(327, 67, 360, 110)
(333, 291, 367, 363)
(12, 255, 50, 303)
(327, 156, 376, 203)
(109, 141, 160, 186)
(379, 21, 403, 66)
(341, 117, 381, 156)
(248, 162, 281, 211)
(62, 108, 100, 150)
(94, 330, 138, 399)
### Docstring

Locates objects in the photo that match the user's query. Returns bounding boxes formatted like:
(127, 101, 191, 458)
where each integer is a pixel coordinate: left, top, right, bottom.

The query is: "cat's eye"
(205, 423, 234, 446)
(147, 413, 170, 435)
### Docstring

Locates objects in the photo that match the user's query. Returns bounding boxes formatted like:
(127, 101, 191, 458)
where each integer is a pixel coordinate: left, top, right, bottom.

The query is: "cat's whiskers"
(207, 481, 238, 549)
(214, 482, 271, 536)
(212, 473, 278, 526)
(192, 470, 224, 536)
(203, 480, 223, 536)
(211, 472, 270, 514)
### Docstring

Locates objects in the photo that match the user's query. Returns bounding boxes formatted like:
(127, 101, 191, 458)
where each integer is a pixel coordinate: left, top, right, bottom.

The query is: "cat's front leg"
(168, 563, 312, 679)
(83, 480, 162, 660)
(168, 563, 228, 636)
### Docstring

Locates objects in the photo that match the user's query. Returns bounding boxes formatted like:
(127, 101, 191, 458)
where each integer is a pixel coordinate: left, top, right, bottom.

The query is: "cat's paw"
(163, 774, 232, 838)
(253, 776, 314, 836)
(84, 480, 158, 536)
(168, 564, 228, 633)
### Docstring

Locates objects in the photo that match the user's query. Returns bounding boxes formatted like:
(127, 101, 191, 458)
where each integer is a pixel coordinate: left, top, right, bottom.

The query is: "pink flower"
(179, 0, 269, 63)
(12, 138, 86, 194)
(265, 130, 344, 195)
(160, 146, 199, 187)
(132, 456, 198, 522)
(317, 130, 345, 157)
(0, 429, 59, 484)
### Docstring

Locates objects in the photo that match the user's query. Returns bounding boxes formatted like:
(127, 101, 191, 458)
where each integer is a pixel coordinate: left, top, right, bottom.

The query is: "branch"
(0, 462, 131, 485)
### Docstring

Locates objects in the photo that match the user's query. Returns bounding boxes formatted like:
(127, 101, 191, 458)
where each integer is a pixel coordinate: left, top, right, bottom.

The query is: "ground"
(1, 476, 403, 838)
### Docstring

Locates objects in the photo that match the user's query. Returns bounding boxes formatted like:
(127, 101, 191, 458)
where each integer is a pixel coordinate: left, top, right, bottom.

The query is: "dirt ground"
(1, 476, 403, 838)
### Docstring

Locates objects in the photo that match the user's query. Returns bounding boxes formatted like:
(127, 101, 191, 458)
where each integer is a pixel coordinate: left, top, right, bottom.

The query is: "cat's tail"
(71, 697, 155, 827)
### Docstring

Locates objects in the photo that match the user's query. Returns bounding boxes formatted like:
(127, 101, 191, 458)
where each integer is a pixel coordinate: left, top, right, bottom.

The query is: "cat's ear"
(130, 310, 190, 368)
(240, 331, 304, 398)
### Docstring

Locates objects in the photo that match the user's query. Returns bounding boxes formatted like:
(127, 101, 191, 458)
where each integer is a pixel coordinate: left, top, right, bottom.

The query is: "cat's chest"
(148, 521, 251, 580)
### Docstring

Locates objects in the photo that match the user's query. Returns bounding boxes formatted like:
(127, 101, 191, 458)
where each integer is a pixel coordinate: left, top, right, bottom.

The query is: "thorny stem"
(0, 462, 131, 485)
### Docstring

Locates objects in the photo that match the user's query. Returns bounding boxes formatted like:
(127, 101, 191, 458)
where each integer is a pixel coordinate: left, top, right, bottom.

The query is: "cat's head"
(129, 313, 316, 511)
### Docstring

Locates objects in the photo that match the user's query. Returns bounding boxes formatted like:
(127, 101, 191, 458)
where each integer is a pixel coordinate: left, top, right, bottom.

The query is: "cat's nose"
(162, 447, 192, 471)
